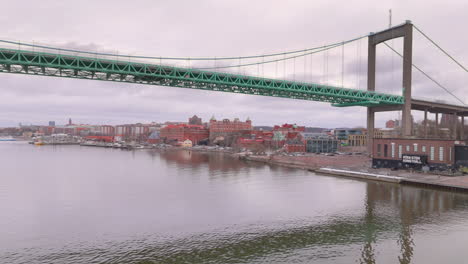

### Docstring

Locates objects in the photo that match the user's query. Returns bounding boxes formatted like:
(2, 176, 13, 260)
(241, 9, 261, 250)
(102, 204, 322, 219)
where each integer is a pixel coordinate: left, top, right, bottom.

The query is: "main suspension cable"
(193, 41, 348, 70)
(383, 42, 466, 106)
(0, 35, 368, 62)
(413, 25, 467, 73)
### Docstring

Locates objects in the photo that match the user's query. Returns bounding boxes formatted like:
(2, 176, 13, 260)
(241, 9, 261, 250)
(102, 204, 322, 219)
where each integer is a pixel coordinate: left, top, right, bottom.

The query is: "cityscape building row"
(3, 114, 466, 154)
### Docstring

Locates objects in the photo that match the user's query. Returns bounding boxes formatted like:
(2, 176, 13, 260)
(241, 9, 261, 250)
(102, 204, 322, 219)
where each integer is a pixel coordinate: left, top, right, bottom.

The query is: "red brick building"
(209, 117, 252, 144)
(188, 115, 203, 125)
(273, 123, 305, 133)
(115, 124, 158, 141)
(281, 136, 306, 152)
(85, 136, 114, 142)
(284, 143, 306, 153)
(272, 123, 305, 142)
(97, 125, 115, 136)
(385, 119, 400, 128)
(209, 118, 252, 134)
(147, 138, 161, 144)
(237, 138, 265, 148)
(160, 124, 209, 145)
(386, 120, 397, 128)
(235, 129, 274, 150)
(372, 138, 461, 169)
(38, 126, 54, 135)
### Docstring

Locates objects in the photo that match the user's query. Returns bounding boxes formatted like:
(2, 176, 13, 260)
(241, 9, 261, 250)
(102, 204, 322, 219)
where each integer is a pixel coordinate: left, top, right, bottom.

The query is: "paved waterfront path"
(318, 167, 468, 191)
(395, 172, 468, 191)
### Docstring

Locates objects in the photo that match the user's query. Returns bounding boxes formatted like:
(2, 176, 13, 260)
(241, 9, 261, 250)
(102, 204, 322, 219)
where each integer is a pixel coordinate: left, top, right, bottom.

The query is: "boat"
(112, 143, 123, 148)
(0, 136, 16, 141)
(34, 141, 44, 146)
(80, 141, 98, 147)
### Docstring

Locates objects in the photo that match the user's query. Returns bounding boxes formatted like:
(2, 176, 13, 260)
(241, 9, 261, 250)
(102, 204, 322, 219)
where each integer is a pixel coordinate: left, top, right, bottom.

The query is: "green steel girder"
(0, 48, 405, 106)
(332, 101, 382, 107)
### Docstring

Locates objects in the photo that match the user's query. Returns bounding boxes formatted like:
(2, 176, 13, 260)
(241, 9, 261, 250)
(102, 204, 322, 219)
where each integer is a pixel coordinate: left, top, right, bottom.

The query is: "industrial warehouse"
(372, 138, 468, 171)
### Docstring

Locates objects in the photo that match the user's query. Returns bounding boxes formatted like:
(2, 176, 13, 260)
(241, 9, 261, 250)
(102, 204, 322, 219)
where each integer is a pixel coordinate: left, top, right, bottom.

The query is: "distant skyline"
(0, 0, 466, 127)
(13, 114, 375, 130)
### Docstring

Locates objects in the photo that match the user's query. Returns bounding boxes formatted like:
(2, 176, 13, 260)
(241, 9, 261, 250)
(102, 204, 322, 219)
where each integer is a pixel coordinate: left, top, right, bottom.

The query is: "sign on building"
(402, 155, 427, 165)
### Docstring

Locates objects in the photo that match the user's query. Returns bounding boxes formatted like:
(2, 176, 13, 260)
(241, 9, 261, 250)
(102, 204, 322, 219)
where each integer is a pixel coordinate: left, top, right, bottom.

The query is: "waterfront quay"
(243, 153, 468, 192)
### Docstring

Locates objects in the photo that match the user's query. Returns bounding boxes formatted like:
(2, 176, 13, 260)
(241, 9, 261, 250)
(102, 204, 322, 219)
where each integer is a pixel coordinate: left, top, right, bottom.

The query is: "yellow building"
(181, 139, 193, 148)
(374, 129, 384, 139)
(22, 131, 33, 138)
(348, 134, 367, 147)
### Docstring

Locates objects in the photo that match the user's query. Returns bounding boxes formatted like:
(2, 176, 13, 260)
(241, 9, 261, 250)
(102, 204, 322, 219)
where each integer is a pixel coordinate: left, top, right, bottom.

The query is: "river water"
(1, 142, 468, 263)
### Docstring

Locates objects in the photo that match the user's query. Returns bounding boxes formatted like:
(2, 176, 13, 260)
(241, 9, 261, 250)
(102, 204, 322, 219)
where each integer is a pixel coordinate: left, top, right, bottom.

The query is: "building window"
(398, 145, 403, 159)
(406, 145, 410, 152)
(430, 146, 435, 161)
(413, 143, 418, 152)
(384, 144, 388, 157)
(377, 144, 381, 157)
(439, 147, 444, 161)
(422, 146, 426, 153)
(391, 143, 395, 158)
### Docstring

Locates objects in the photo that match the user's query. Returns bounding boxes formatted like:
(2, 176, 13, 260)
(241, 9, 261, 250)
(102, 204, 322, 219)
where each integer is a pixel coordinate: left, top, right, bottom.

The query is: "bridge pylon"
(367, 21, 413, 154)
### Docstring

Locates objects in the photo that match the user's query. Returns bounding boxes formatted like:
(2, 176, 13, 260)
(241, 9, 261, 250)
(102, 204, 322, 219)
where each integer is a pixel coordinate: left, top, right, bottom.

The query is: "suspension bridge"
(0, 21, 466, 148)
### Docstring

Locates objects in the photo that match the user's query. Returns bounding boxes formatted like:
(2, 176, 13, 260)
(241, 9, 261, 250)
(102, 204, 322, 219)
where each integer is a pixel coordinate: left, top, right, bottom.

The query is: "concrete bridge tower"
(367, 21, 413, 153)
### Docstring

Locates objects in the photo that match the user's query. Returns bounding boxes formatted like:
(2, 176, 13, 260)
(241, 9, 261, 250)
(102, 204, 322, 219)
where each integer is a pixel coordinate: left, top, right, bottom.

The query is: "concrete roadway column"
(453, 113, 458, 140)
(424, 109, 428, 138)
(367, 108, 375, 156)
(435, 113, 439, 138)
(462, 116, 465, 140)
(401, 24, 413, 138)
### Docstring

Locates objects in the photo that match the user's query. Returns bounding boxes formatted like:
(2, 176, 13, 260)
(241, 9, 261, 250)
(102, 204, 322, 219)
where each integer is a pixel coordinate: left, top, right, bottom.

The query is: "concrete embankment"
(241, 155, 317, 170)
(316, 168, 403, 183)
(241, 154, 371, 171)
(242, 154, 468, 192)
(398, 174, 468, 192)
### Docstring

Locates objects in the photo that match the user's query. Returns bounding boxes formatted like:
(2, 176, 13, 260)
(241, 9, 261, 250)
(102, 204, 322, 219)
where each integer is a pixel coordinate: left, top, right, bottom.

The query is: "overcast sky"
(0, 0, 466, 128)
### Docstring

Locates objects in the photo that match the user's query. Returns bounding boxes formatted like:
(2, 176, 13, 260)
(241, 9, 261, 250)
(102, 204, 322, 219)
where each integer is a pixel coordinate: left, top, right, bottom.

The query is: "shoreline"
(22, 142, 468, 192)
(239, 153, 468, 192)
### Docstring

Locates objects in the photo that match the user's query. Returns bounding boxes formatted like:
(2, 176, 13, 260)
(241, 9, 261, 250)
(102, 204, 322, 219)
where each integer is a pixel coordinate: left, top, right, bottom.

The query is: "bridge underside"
(370, 100, 468, 116)
(0, 48, 404, 107)
(411, 99, 468, 116)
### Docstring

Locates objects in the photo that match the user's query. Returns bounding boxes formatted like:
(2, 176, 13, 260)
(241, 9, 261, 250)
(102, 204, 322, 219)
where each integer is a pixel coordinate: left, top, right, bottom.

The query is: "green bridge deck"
(0, 48, 404, 107)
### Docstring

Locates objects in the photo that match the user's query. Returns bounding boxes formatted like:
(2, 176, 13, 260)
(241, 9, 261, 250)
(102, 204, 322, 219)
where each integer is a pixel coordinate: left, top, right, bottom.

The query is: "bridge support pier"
(424, 110, 428, 138)
(453, 113, 458, 140)
(367, 108, 375, 155)
(462, 116, 465, 140)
